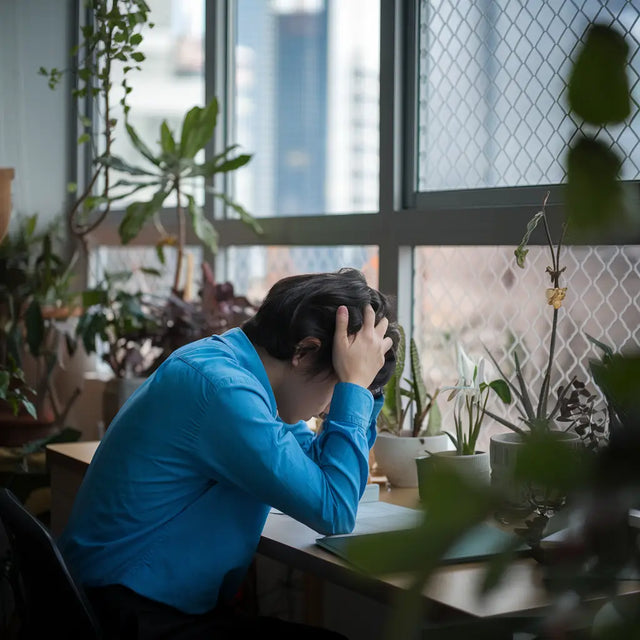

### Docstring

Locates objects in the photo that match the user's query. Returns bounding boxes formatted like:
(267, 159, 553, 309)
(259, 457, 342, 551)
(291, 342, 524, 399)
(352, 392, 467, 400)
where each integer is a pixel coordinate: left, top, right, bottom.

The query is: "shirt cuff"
(327, 382, 374, 430)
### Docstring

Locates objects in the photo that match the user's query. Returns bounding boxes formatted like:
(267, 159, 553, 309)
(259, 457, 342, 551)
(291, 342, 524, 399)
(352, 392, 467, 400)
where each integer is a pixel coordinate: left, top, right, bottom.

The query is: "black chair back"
(0, 487, 102, 639)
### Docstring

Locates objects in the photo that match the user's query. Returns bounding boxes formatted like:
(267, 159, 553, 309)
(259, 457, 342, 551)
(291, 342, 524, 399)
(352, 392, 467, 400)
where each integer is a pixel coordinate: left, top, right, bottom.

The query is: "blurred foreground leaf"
(565, 138, 638, 243)
(568, 24, 630, 125)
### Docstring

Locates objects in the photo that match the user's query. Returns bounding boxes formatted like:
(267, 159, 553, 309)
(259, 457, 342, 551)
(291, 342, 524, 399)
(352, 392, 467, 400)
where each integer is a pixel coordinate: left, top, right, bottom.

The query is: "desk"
(45, 441, 638, 624)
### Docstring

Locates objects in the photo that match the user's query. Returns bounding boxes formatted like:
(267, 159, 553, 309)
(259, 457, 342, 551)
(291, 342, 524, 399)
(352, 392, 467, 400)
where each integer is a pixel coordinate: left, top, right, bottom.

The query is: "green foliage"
(565, 22, 640, 242)
(76, 269, 163, 378)
(0, 216, 81, 429)
(445, 347, 512, 455)
(101, 97, 262, 294)
(40, 1, 153, 239)
(378, 326, 441, 437)
(568, 24, 630, 126)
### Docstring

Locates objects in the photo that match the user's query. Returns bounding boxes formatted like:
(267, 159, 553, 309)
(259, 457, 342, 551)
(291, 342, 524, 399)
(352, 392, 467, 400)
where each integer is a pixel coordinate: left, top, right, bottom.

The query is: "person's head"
(242, 268, 400, 422)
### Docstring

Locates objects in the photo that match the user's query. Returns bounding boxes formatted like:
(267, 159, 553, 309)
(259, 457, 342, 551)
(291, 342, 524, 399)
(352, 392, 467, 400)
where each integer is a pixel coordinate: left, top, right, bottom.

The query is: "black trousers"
(86, 584, 349, 640)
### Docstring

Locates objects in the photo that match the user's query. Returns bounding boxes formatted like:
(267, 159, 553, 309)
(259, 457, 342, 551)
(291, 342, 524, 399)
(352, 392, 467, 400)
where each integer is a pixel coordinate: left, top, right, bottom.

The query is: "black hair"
(242, 268, 399, 380)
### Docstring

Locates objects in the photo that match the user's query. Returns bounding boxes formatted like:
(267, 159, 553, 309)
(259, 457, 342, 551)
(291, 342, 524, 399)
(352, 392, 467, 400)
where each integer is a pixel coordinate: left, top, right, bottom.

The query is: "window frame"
(84, 0, 640, 343)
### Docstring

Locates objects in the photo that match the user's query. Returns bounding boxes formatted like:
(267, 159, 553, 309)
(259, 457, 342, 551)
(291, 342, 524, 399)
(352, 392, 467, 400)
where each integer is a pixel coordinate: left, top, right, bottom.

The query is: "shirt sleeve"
(282, 393, 383, 454)
(191, 377, 375, 535)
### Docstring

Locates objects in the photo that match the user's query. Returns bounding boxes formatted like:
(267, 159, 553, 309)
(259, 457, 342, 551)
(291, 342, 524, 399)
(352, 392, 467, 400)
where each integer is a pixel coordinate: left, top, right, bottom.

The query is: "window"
(233, 0, 380, 217)
(416, 0, 640, 191)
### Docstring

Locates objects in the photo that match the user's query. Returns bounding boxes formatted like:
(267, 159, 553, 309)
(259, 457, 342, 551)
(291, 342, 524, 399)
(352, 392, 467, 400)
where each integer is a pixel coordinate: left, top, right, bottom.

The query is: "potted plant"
(76, 267, 165, 427)
(422, 344, 511, 487)
(373, 326, 449, 487)
(481, 194, 584, 513)
(0, 214, 82, 447)
(101, 96, 262, 297)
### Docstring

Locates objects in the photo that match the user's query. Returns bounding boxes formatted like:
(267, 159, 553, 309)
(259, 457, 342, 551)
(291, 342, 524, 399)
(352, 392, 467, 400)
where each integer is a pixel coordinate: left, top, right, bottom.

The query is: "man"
(59, 268, 398, 639)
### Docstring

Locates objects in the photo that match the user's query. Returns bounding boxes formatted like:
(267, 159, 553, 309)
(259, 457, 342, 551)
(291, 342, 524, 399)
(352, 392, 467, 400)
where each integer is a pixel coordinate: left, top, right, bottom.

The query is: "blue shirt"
(58, 328, 381, 614)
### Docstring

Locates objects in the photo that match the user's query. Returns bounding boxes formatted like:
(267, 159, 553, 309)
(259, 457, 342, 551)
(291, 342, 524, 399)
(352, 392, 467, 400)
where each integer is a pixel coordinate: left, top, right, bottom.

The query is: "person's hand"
(332, 305, 394, 390)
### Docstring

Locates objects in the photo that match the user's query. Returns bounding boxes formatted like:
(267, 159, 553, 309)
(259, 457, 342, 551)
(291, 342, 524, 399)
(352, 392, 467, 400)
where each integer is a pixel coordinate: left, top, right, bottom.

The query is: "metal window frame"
(82, 0, 640, 338)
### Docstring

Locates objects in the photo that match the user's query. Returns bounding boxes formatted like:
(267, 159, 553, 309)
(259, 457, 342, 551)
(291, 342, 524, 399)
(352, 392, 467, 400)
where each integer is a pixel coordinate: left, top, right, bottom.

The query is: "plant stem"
(537, 307, 559, 420)
(173, 177, 185, 295)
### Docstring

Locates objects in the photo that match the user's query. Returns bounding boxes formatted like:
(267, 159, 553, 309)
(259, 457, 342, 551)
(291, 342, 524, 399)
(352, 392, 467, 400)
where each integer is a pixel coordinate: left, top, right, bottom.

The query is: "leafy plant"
(444, 344, 511, 455)
(76, 269, 164, 378)
(146, 262, 259, 372)
(40, 0, 152, 240)
(378, 325, 441, 437)
(482, 193, 577, 436)
(101, 97, 263, 295)
(0, 215, 81, 426)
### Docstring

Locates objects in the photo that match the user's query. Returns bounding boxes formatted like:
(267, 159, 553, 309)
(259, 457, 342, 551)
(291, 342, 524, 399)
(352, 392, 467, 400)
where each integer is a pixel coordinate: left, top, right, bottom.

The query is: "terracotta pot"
(0, 167, 14, 243)
(0, 400, 56, 448)
(373, 431, 450, 487)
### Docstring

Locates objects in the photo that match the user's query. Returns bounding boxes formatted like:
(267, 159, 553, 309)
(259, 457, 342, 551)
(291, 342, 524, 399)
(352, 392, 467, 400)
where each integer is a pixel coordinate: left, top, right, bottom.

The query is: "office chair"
(0, 487, 102, 639)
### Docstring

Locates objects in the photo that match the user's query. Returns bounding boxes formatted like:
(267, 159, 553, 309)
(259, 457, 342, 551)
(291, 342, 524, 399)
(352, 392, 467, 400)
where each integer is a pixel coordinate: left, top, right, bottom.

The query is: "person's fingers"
(375, 315, 389, 337)
(335, 305, 349, 343)
(362, 304, 375, 330)
(382, 336, 394, 354)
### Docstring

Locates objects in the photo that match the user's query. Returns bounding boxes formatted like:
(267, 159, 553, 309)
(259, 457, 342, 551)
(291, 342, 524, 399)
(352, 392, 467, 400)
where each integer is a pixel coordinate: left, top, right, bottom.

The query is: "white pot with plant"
(423, 344, 512, 487)
(373, 326, 449, 487)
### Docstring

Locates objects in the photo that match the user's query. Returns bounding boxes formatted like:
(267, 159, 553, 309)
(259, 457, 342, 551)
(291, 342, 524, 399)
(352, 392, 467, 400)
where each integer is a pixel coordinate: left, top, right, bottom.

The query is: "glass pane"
(222, 246, 379, 303)
(413, 245, 640, 452)
(90, 245, 203, 301)
(108, 0, 205, 207)
(417, 1, 640, 191)
(234, 0, 380, 217)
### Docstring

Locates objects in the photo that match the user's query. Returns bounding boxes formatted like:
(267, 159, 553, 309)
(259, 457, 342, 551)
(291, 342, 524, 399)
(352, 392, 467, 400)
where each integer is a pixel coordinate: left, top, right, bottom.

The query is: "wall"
(0, 0, 72, 226)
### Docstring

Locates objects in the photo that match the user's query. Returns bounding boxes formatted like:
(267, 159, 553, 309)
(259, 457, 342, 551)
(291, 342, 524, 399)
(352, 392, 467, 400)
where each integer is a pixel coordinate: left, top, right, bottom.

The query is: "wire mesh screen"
(417, 0, 640, 191)
(222, 246, 379, 305)
(90, 246, 204, 301)
(414, 244, 640, 451)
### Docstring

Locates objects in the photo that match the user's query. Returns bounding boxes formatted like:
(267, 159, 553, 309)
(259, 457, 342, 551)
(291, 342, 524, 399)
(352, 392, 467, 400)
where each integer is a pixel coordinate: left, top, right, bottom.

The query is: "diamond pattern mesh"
(224, 246, 379, 304)
(418, 0, 640, 190)
(414, 245, 640, 451)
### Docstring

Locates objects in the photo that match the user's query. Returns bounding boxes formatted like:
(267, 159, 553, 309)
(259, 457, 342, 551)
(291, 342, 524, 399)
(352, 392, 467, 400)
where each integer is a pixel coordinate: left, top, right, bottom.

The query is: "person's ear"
(291, 337, 321, 367)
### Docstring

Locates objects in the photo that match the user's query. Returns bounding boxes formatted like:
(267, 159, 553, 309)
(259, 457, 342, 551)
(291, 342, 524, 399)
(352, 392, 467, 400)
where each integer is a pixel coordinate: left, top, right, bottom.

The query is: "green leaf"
(180, 98, 218, 160)
(488, 379, 512, 404)
(81, 288, 109, 308)
(213, 192, 263, 235)
(119, 190, 169, 244)
(566, 137, 629, 242)
(212, 154, 252, 174)
(0, 370, 9, 396)
(186, 195, 218, 254)
(155, 243, 166, 265)
(424, 397, 442, 436)
(160, 120, 176, 155)
(77, 133, 90, 145)
(568, 24, 630, 125)
(125, 122, 159, 165)
(100, 154, 156, 176)
(514, 210, 544, 268)
(131, 52, 145, 63)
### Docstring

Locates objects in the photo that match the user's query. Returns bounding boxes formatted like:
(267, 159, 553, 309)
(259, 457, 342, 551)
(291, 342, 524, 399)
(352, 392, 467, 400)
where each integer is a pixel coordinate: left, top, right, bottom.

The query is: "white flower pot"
(373, 432, 450, 487)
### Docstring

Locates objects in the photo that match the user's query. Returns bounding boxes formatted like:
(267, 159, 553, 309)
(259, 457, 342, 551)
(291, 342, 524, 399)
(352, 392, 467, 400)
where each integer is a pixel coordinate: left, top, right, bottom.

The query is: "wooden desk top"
(44, 441, 638, 619)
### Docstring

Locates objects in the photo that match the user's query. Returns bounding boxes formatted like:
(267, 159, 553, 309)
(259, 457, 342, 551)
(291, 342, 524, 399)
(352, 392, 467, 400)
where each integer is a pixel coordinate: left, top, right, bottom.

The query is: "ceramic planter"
(373, 431, 450, 487)
(103, 376, 147, 429)
(429, 450, 491, 486)
(490, 430, 582, 513)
